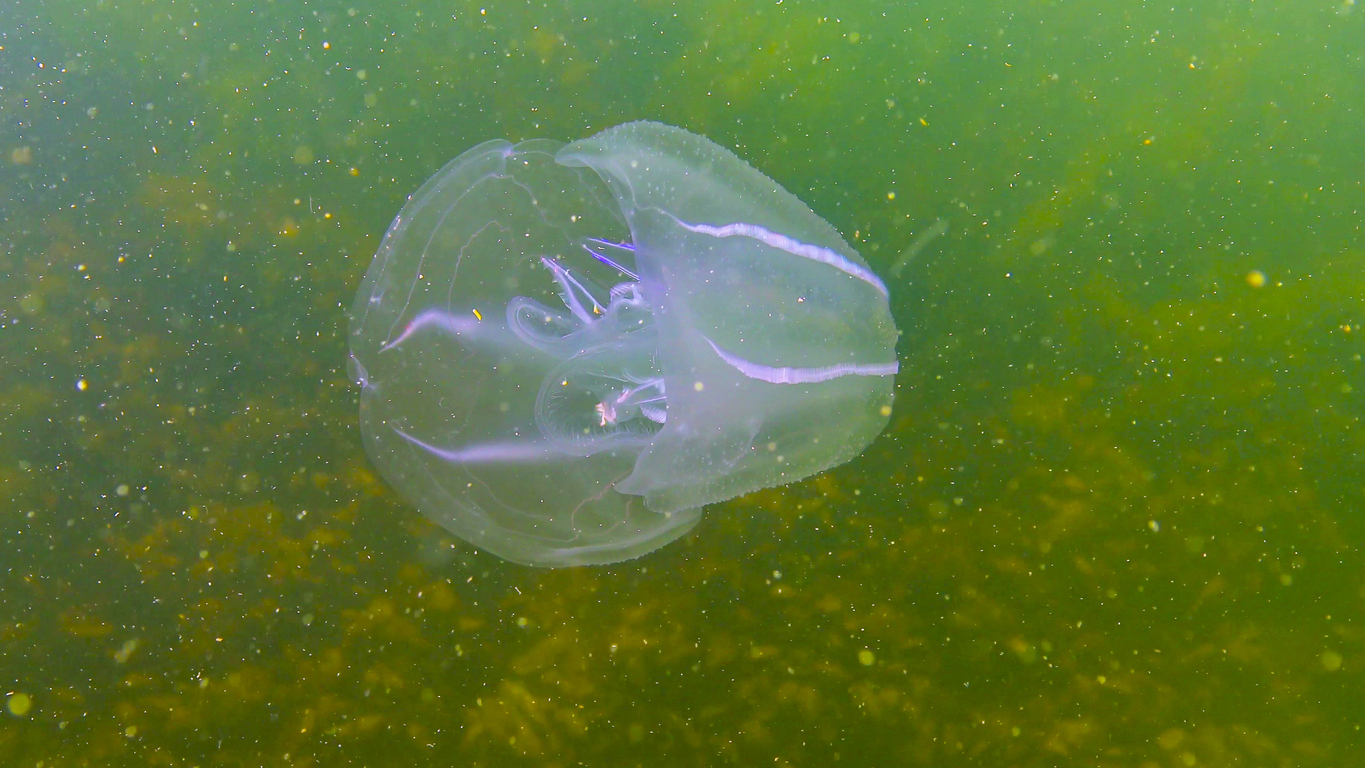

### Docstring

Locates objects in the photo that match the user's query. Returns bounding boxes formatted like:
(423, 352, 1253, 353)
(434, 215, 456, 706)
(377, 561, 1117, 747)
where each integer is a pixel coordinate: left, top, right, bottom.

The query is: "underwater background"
(2, 0, 1362, 765)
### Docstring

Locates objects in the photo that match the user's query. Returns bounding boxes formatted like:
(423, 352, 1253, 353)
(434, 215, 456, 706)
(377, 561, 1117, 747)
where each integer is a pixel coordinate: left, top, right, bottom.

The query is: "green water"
(2, 0, 1362, 765)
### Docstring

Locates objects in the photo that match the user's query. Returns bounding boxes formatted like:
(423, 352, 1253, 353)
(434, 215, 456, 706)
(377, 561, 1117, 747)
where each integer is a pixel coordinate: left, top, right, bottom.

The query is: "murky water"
(2, 1, 1362, 764)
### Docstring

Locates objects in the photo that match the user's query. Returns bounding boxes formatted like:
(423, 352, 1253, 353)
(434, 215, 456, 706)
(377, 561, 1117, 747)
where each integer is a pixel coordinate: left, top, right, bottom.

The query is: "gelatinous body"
(349, 122, 898, 566)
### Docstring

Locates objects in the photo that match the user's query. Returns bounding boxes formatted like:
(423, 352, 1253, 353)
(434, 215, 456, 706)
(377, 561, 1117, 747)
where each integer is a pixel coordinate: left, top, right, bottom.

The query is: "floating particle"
(7, 692, 32, 717)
